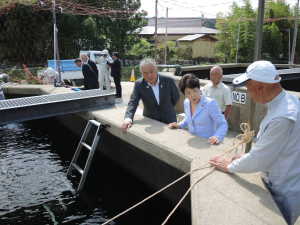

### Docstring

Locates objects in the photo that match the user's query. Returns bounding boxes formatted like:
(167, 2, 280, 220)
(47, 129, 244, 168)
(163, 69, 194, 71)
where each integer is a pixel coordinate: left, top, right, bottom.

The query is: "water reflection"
(0, 123, 72, 214)
(0, 121, 189, 225)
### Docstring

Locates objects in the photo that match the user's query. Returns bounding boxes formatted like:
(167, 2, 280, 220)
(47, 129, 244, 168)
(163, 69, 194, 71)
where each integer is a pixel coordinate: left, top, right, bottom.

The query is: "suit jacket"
(82, 60, 99, 89)
(179, 96, 228, 141)
(125, 74, 180, 124)
(107, 58, 121, 77)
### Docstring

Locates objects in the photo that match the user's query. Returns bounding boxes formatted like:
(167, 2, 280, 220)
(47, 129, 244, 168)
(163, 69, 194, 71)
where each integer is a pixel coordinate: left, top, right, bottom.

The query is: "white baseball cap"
(233, 61, 281, 86)
(102, 49, 109, 54)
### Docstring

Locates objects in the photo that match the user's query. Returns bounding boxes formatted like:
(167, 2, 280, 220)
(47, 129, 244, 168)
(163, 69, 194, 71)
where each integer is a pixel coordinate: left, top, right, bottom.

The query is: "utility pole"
(154, 0, 158, 61)
(254, 0, 265, 61)
(235, 23, 240, 63)
(164, 7, 168, 65)
(53, 0, 62, 86)
(53, 0, 57, 71)
(290, 0, 299, 65)
(289, 28, 291, 64)
(246, 0, 265, 152)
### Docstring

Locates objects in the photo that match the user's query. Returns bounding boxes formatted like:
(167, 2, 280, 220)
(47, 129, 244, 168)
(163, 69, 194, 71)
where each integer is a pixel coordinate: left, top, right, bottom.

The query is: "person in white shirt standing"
(96, 49, 113, 91)
(202, 66, 232, 119)
(209, 61, 300, 225)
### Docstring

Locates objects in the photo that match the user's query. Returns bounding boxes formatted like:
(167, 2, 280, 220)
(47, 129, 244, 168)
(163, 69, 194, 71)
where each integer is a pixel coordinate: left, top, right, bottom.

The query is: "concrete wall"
(3, 84, 288, 225)
(220, 86, 300, 133)
(162, 72, 300, 133)
(56, 112, 191, 212)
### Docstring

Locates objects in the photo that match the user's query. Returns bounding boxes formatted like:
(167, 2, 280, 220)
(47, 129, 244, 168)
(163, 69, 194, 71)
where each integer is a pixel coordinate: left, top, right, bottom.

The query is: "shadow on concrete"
(230, 174, 282, 216)
(187, 136, 211, 149)
(134, 119, 166, 134)
(144, 125, 165, 134)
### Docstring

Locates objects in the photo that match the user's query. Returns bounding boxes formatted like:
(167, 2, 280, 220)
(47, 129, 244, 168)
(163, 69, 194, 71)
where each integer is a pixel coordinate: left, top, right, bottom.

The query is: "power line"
(0, 0, 139, 18)
(1, 0, 299, 22)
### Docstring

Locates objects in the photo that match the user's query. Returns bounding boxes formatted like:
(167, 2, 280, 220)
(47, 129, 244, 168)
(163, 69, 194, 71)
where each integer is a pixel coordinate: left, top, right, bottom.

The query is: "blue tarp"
(48, 60, 81, 72)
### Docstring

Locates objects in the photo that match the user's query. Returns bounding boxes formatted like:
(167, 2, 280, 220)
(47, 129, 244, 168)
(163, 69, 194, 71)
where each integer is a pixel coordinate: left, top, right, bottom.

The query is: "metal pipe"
(154, 0, 158, 61)
(52, 0, 62, 86)
(53, 0, 57, 73)
(246, 0, 265, 152)
(290, 0, 300, 65)
(164, 7, 168, 65)
(289, 28, 291, 64)
(254, 0, 265, 61)
(235, 23, 240, 63)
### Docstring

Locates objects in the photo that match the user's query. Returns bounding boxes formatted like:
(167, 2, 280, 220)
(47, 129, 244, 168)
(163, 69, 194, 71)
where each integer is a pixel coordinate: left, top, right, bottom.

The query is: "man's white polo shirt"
(202, 82, 232, 112)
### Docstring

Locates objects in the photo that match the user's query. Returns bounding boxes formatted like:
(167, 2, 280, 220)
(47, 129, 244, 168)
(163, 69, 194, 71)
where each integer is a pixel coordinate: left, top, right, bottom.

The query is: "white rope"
(43, 205, 59, 225)
(160, 123, 254, 225)
(100, 123, 254, 225)
(100, 165, 211, 225)
(160, 168, 215, 225)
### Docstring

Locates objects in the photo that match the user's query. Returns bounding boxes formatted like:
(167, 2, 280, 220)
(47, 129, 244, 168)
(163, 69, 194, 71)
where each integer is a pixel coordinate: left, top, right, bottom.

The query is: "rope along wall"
(100, 123, 255, 225)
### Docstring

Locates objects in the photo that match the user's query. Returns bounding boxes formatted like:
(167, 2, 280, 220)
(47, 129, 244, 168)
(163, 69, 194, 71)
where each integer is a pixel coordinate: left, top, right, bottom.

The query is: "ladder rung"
(72, 163, 83, 175)
(89, 120, 100, 127)
(81, 142, 92, 151)
(67, 119, 104, 192)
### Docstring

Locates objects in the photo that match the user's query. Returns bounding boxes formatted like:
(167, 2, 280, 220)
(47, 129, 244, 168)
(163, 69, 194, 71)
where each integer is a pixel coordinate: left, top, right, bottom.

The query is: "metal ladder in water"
(67, 120, 105, 192)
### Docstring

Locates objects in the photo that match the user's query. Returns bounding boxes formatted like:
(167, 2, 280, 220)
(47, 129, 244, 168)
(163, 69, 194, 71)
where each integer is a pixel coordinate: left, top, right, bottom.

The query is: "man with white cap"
(209, 61, 300, 225)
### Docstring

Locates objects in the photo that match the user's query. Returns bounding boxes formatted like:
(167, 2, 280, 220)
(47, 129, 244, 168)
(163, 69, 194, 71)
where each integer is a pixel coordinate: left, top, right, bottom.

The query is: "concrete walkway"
(3, 83, 289, 225)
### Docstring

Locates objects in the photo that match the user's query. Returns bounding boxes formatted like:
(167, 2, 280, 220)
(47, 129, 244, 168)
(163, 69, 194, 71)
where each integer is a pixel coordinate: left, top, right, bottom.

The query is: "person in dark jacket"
(74, 56, 99, 90)
(108, 52, 122, 99)
(121, 58, 180, 131)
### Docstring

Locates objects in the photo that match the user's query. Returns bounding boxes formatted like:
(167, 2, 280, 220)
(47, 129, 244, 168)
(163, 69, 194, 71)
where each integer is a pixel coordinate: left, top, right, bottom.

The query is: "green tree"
(0, 3, 53, 65)
(156, 41, 178, 63)
(263, 0, 292, 61)
(128, 38, 155, 59)
(263, 22, 283, 60)
(0, 0, 146, 65)
(71, 0, 147, 56)
(216, 0, 296, 63)
(175, 45, 193, 60)
(216, 0, 256, 63)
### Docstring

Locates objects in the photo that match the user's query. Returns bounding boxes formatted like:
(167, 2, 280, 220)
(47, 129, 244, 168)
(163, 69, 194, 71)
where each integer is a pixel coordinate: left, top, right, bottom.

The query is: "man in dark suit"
(107, 52, 122, 99)
(121, 58, 180, 131)
(74, 55, 99, 90)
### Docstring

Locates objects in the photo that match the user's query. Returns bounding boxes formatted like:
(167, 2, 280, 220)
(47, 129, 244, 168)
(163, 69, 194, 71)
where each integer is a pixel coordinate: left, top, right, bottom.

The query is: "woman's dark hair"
(178, 73, 200, 94)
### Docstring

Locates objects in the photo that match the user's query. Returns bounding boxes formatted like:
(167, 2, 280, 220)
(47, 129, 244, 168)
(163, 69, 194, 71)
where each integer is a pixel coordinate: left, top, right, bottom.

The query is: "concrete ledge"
(2, 83, 287, 224)
(3, 84, 73, 96)
(191, 159, 285, 225)
(3, 84, 51, 96)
